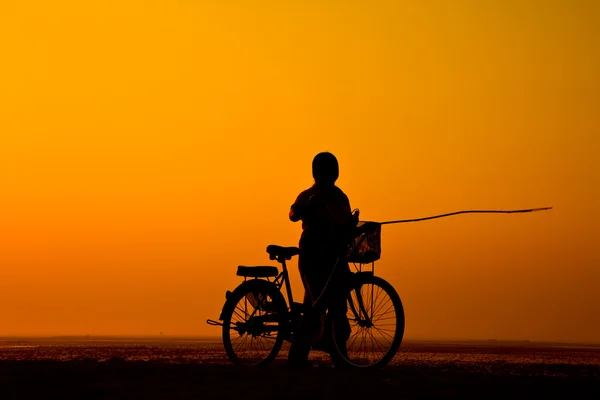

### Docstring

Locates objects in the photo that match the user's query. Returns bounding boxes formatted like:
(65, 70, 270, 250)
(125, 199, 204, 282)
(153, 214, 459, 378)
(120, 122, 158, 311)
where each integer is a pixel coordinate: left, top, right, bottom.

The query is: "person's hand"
(291, 203, 307, 215)
(352, 209, 360, 224)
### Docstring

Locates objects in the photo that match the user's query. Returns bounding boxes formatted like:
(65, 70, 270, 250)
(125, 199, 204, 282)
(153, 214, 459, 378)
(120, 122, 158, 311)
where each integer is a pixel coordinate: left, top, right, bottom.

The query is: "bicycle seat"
(237, 266, 279, 278)
(266, 245, 300, 260)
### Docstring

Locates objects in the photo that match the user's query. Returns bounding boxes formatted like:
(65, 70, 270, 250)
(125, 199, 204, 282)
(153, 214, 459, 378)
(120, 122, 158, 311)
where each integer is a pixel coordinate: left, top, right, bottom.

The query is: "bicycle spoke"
(372, 316, 397, 323)
(369, 285, 384, 318)
(370, 291, 392, 320)
(346, 328, 363, 350)
(372, 326, 395, 344)
(232, 335, 248, 353)
(372, 303, 396, 325)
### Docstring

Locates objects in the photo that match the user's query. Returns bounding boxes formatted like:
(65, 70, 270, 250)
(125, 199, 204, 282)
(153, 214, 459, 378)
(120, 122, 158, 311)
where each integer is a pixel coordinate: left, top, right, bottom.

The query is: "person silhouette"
(287, 152, 360, 366)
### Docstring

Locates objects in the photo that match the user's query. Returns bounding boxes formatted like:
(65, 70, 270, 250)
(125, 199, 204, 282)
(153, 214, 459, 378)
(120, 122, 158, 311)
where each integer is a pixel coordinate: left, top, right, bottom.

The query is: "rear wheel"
(221, 279, 288, 366)
(331, 274, 404, 368)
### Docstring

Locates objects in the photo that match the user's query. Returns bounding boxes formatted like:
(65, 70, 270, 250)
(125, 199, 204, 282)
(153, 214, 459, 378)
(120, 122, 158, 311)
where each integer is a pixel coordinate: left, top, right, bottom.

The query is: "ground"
(1, 338, 598, 399)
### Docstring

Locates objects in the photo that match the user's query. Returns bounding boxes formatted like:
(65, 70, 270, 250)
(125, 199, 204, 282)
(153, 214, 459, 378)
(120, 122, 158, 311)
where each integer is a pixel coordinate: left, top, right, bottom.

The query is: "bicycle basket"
(347, 222, 381, 263)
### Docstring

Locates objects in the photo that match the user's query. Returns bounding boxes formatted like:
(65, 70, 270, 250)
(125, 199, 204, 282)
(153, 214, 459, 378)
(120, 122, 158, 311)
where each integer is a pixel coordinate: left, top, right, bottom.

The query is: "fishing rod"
(315, 207, 552, 308)
(378, 207, 553, 225)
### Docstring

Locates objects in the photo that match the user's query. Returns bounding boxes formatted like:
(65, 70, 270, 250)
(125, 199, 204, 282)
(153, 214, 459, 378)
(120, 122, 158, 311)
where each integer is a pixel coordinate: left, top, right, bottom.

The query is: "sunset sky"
(1, 0, 598, 343)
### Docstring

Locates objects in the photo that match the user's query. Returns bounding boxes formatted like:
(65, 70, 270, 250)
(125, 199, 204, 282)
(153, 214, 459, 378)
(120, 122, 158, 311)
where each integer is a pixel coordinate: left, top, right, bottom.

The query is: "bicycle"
(206, 221, 405, 368)
(205, 206, 552, 367)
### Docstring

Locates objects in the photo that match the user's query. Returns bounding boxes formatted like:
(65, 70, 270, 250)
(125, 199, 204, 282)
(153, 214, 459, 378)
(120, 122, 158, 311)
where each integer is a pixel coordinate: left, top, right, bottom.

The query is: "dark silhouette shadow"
(286, 152, 376, 366)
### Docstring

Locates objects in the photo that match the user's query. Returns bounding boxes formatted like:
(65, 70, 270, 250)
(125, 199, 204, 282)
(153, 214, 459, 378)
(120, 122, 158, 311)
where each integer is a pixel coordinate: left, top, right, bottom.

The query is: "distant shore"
(2, 335, 599, 349)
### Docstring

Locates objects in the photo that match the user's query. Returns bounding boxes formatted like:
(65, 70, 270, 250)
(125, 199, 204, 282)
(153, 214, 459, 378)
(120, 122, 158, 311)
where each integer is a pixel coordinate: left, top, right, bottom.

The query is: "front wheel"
(221, 279, 288, 366)
(331, 274, 405, 368)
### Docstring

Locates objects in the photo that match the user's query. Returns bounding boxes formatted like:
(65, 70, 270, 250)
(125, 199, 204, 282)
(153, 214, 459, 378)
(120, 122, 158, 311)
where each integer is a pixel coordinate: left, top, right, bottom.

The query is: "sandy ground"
(1, 339, 599, 399)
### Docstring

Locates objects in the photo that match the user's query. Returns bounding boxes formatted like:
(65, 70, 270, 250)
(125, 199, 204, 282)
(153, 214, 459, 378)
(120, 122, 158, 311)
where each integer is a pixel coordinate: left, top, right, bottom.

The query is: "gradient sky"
(1, 0, 599, 342)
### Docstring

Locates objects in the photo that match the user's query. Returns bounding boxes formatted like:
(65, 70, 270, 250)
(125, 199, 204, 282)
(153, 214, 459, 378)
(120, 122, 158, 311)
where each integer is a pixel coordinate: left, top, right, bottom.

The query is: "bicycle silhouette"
(207, 220, 405, 368)
(206, 205, 551, 367)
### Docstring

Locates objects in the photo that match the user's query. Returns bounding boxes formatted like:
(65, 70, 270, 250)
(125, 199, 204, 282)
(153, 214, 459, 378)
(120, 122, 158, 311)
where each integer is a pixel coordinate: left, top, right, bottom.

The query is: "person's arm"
(342, 196, 379, 238)
(338, 194, 359, 241)
(289, 192, 310, 222)
(289, 203, 305, 222)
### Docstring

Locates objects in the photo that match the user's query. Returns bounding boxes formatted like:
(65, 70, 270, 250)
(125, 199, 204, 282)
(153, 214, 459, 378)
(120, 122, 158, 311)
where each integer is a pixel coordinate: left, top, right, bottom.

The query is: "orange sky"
(1, 0, 599, 342)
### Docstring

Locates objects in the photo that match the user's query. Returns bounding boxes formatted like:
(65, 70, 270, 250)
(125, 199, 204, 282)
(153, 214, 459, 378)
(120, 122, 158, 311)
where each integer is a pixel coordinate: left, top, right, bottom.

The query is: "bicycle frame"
(264, 257, 379, 325)
(271, 255, 297, 312)
(209, 231, 382, 336)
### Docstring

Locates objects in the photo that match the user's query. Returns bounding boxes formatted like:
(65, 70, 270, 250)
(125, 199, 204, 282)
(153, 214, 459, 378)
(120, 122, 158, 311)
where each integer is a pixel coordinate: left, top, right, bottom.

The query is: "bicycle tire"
(330, 274, 404, 368)
(221, 279, 288, 366)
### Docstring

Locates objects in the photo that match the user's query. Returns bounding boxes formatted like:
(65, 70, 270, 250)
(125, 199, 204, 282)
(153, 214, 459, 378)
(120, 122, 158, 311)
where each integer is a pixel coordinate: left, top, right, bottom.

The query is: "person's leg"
(326, 262, 351, 354)
(288, 288, 320, 366)
(288, 251, 322, 366)
(311, 258, 350, 353)
(329, 296, 350, 356)
(288, 335, 311, 366)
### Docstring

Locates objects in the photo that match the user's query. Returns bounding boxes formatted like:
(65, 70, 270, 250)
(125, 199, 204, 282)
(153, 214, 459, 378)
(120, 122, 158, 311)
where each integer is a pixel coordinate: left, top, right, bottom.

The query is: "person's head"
(312, 152, 339, 186)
